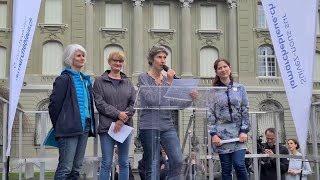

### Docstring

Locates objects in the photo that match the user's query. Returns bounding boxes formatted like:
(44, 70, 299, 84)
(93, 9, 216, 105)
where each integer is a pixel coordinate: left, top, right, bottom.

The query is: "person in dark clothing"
(138, 151, 168, 180)
(260, 128, 289, 180)
(138, 157, 146, 180)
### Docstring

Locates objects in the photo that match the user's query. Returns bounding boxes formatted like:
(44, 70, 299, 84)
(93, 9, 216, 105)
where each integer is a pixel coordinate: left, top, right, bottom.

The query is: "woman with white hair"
(48, 44, 96, 180)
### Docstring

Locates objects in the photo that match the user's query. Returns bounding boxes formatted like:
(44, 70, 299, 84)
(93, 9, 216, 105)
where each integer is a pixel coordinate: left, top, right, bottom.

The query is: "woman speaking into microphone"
(138, 44, 197, 180)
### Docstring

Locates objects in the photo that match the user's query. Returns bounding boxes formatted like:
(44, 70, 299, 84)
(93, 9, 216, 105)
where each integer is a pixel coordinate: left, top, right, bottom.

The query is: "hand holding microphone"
(162, 65, 180, 79)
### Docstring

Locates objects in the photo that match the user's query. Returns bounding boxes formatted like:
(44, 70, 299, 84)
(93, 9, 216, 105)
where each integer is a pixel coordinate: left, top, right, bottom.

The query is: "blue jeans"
(218, 149, 248, 180)
(99, 133, 132, 180)
(140, 128, 183, 180)
(54, 122, 90, 180)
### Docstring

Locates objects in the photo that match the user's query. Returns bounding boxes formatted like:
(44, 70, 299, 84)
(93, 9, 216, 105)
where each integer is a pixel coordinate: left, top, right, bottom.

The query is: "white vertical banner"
(261, 0, 318, 155)
(7, 0, 41, 156)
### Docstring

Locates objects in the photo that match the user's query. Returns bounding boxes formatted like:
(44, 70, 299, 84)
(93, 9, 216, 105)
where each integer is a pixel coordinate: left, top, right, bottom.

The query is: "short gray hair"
(147, 44, 168, 66)
(63, 44, 87, 68)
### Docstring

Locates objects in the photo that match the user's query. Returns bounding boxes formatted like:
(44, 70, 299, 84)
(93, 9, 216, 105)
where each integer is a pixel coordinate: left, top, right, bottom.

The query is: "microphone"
(162, 65, 180, 79)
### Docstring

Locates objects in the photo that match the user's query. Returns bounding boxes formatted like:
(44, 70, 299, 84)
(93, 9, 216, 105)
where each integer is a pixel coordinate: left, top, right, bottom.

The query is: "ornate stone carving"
(132, 0, 144, 6)
(263, 37, 272, 44)
(258, 77, 280, 86)
(47, 90, 52, 96)
(227, 0, 237, 9)
(266, 91, 273, 99)
(180, 0, 194, 7)
(100, 28, 127, 43)
(38, 100, 49, 111)
(84, 0, 94, 5)
(41, 76, 57, 84)
(200, 40, 218, 48)
(259, 100, 282, 111)
(253, 28, 271, 39)
(48, 32, 59, 40)
(199, 78, 213, 86)
(196, 30, 223, 41)
(38, 24, 67, 40)
(148, 29, 175, 40)
(38, 24, 68, 34)
(253, 28, 272, 44)
(314, 94, 320, 102)
(158, 38, 169, 45)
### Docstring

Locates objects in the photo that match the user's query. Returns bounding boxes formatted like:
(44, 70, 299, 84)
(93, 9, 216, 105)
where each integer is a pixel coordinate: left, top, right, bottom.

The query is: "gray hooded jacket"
(93, 70, 136, 134)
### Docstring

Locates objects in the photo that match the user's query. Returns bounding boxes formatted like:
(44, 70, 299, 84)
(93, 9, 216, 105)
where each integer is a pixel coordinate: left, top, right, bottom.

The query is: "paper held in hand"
(108, 122, 134, 143)
(220, 138, 240, 144)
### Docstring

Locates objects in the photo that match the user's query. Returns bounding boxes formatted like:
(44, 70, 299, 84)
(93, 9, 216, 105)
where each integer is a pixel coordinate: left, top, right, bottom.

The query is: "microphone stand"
(182, 108, 199, 180)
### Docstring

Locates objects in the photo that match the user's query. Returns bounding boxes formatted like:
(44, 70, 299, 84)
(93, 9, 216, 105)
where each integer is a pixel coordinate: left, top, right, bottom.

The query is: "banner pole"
(6, 156, 9, 180)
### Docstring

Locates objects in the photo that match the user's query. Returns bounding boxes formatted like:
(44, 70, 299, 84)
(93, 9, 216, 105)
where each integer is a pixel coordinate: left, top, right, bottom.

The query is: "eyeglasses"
(112, 59, 124, 63)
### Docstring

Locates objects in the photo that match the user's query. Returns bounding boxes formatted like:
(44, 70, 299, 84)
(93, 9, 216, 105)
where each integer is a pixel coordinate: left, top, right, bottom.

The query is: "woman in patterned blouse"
(208, 58, 251, 180)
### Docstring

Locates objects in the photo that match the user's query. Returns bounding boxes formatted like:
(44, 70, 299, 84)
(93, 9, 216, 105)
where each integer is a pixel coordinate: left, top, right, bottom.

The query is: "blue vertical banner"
(7, 0, 41, 156)
(262, 0, 318, 155)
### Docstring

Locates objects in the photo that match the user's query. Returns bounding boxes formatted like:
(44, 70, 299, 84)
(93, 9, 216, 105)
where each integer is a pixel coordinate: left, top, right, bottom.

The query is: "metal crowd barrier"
(182, 104, 320, 180)
(1, 95, 320, 180)
(0, 96, 99, 180)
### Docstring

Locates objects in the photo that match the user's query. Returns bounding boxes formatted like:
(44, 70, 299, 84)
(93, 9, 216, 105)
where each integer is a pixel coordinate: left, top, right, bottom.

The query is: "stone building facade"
(0, 0, 320, 164)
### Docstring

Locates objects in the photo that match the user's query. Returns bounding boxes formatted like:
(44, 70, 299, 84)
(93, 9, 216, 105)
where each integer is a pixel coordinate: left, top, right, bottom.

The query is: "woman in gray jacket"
(93, 51, 136, 180)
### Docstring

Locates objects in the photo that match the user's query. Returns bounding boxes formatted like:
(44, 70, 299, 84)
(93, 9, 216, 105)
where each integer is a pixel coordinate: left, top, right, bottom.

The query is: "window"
(200, 47, 218, 77)
(0, 47, 6, 78)
(257, 4, 267, 28)
(153, 4, 170, 29)
(0, 2, 7, 28)
(45, 0, 62, 24)
(104, 45, 124, 71)
(258, 46, 276, 77)
(105, 3, 122, 28)
(315, 53, 320, 82)
(258, 100, 285, 143)
(200, 6, 217, 30)
(42, 42, 63, 75)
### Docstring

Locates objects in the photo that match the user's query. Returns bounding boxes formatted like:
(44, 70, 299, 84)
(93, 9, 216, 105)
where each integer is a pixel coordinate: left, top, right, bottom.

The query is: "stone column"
(132, 0, 144, 76)
(132, 0, 144, 169)
(227, 0, 238, 78)
(85, 0, 94, 76)
(180, 0, 193, 77)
